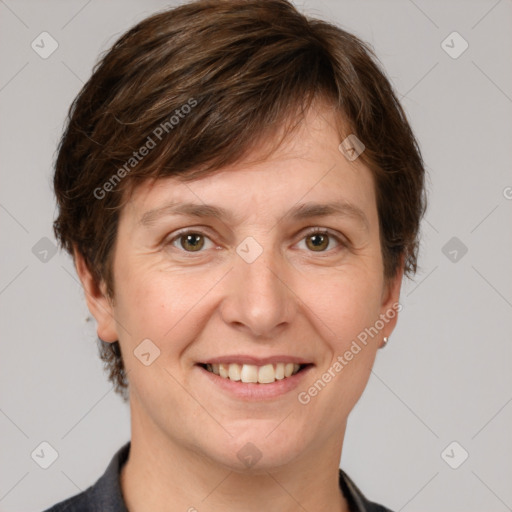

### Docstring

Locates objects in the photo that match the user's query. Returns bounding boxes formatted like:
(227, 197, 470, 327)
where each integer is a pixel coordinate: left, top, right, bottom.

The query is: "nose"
(219, 242, 296, 339)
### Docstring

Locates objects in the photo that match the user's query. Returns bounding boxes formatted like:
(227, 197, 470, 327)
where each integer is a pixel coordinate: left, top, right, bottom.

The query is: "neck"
(120, 400, 350, 512)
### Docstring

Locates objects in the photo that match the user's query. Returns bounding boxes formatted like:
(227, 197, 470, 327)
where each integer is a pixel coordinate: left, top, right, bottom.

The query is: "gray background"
(1, 0, 511, 510)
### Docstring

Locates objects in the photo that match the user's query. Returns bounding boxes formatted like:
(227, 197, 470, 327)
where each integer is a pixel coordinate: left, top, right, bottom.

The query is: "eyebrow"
(139, 200, 369, 231)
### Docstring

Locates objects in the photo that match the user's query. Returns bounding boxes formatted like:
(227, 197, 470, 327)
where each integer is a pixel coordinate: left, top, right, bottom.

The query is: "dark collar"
(44, 441, 393, 512)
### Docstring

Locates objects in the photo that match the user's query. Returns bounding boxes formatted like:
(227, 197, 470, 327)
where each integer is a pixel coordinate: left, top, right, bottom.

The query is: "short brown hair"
(53, 0, 427, 400)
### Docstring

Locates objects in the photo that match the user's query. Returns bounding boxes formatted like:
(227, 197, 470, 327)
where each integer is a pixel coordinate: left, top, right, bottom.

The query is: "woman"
(47, 0, 426, 510)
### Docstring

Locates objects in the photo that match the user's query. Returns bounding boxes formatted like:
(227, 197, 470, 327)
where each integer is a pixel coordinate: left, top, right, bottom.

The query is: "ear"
(73, 246, 118, 343)
(378, 255, 405, 348)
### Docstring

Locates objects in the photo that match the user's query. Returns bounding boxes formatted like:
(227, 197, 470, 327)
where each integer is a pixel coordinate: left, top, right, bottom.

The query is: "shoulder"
(339, 468, 395, 512)
(42, 487, 94, 512)
(41, 442, 131, 512)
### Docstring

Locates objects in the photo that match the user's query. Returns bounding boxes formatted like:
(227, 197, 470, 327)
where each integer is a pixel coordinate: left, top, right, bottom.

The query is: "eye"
(298, 228, 344, 253)
(165, 227, 345, 255)
(167, 230, 215, 253)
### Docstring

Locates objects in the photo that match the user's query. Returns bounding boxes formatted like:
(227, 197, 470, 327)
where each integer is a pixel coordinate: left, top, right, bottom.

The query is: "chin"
(202, 428, 307, 474)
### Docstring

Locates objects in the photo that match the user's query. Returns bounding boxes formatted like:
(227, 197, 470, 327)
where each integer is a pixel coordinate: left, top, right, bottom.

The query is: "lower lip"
(196, 365, 313, 401)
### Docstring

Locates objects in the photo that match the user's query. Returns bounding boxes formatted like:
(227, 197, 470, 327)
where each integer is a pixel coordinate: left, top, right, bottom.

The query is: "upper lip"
(199, 355, 313, 366)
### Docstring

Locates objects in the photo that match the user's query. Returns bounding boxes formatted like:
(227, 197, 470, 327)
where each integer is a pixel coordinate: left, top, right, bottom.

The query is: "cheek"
(113, 264, 210, 354)
(303, 269, 383, 397)
(308, 269, 383, 341)
(290, 272, 383, 439)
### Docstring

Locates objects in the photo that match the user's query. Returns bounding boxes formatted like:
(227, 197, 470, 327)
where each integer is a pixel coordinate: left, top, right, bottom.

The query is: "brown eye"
(166, 229, 216, 255)
(179, 233, 205, 252)
(299, 229, 343, 253)
(306, 232, 330, 251)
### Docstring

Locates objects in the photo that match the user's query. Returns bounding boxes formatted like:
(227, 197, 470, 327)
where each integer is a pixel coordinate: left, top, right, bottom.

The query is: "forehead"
(120, 106, 378, 229)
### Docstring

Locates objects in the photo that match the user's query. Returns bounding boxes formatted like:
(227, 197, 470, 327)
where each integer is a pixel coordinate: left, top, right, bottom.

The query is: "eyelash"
(165, 227, 346, 255)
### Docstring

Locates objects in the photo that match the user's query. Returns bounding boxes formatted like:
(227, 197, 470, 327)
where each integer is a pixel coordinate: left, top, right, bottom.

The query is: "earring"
(382, 336, 389, 346)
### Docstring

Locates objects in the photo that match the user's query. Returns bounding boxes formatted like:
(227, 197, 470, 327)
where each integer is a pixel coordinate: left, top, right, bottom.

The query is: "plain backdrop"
(1, 1, 511, 511)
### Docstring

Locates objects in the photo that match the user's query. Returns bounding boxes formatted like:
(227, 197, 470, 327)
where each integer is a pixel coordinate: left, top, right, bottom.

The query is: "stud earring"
(382, 336, 389, 346)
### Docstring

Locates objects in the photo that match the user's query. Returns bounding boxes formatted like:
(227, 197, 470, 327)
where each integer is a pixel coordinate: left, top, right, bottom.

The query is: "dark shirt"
(43, 442, 393, 512)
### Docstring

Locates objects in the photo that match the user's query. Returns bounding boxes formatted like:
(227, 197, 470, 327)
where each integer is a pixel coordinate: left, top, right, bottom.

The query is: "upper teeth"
(205, 363, 301, 384)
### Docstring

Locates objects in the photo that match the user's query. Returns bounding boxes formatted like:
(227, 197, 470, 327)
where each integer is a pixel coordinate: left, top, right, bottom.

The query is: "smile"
(202, 362, 304, 384)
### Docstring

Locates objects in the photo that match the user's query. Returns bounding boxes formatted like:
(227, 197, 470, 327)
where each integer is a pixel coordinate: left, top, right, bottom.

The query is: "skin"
(75, 104, 403, 512)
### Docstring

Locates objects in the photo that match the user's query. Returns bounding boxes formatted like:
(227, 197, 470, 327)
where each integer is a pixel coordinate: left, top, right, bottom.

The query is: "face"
(80, 105, 402, 472)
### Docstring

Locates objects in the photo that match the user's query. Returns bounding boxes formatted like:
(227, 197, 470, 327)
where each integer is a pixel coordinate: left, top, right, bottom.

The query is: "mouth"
(198, 362, 311, 384)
